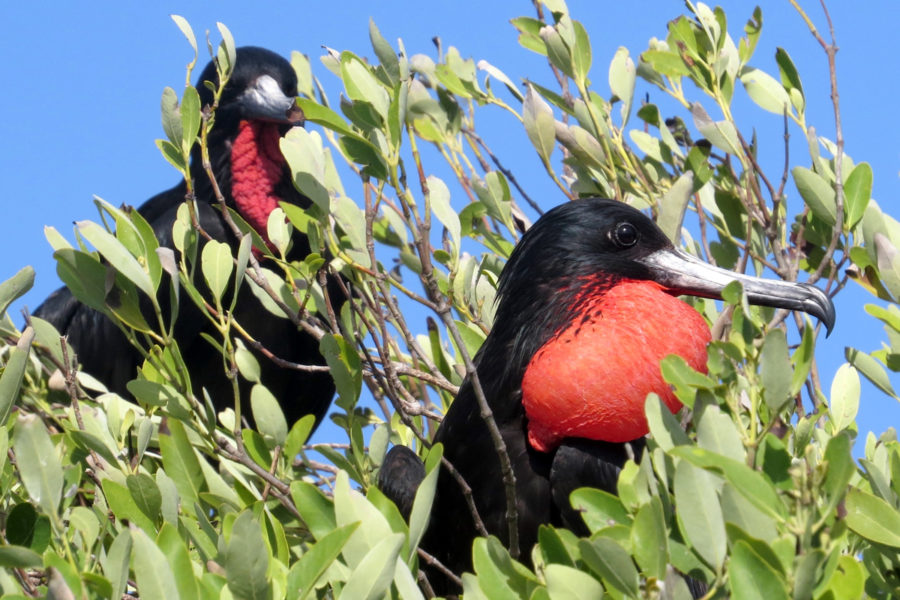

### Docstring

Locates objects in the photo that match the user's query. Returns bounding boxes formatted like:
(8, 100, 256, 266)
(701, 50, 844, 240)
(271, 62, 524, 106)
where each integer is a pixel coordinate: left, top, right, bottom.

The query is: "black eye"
(612, 222, 639, 248)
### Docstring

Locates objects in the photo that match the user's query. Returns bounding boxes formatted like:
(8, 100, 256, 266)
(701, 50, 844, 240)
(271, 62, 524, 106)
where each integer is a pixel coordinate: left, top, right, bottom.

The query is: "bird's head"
(488, 198, 835, 450)
(190, 47, 308, 243)
(196, 46, 304, 130)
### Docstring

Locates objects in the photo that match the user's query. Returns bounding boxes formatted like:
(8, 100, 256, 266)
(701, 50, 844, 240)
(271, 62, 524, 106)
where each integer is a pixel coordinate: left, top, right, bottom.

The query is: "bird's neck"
(230, 120, 286, 241)
(521, 279, 711, 451)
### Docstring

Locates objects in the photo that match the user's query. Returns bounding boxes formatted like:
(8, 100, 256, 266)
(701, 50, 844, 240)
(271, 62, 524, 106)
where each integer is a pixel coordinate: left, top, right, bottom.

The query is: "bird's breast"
(231, 120, 287, 240)
(521, 280, 711, 451)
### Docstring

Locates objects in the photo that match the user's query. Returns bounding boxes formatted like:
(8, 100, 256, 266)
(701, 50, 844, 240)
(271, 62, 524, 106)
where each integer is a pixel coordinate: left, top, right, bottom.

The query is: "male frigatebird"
(380, 197, 835, 593)
(35, 47, 338, 429)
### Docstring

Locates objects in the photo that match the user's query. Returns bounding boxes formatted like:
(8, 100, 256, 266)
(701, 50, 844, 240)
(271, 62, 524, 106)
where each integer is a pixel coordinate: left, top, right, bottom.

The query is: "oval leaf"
(829, 363, 860, 431)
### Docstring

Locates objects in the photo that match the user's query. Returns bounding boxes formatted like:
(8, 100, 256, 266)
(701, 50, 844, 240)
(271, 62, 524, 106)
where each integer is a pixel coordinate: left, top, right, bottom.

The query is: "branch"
(791, 0, 845, 285)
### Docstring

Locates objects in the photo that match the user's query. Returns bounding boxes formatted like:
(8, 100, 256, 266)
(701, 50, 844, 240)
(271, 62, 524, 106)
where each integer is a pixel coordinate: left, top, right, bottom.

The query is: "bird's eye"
(611, 222, 639, 248)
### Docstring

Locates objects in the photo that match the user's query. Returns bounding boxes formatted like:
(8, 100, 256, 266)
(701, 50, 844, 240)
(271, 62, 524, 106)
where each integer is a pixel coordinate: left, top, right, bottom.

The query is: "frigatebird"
(35, 47, 338, 429)
(380, 197, 835, 593)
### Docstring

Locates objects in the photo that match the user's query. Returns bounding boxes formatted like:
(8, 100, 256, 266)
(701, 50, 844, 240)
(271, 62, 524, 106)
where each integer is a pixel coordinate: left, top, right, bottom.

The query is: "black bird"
(35, 47, 337, 429)
(380, 198, 835, 593)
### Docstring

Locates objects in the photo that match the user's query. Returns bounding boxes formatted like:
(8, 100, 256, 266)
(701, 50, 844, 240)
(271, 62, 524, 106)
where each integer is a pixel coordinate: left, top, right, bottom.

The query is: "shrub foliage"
(1, 2, 900, 598)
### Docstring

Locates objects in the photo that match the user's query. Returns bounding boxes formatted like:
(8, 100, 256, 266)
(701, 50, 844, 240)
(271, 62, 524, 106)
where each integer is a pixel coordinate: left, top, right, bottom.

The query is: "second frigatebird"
(380, 197, 835, 592)
(35, 47, 338, 430)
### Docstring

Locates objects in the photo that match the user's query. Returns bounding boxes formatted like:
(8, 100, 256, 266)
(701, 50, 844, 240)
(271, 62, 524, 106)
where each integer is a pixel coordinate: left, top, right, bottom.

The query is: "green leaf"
(280, 127, 331, 213)
(477, 59, 524, 102)
(319, 334, 362, 410)
(696, 403, 744, 462)
(127, 473, 162, 525)
(645, 392, 690, 451)
(427, 175, 460, 261)
(540, 25, 574, 79)
(341, 533, 404, 600)
(729, 540, 789, 600)
(829, 363, 860, 431)
(201, 239, 233, 301)
(393, 558, 425, 600)
(538, 526, 576, 567)
(793, 166, 837, 225)
(0, 327, 33, 426)
(333, 471, 393, 566)
(296, 97, 358, 139)
(226, 511, 271, 600)
(523, 85, 556, 164)
(571, 20, 592, 86)
(170, 15, 198, 58)
(672, 446, 786, 520)
(579, 536, 640, 596)
(6, 502, 50, 552)
(641, 50, 691, 78)
(159, 419, 205, 505)
(775, 47, 804, 113)
(284, 415, 316, 461)
(658, 172, 693, 243)
(286, 523, 359, 600)
(180, 85, 201, 156)
(235, 340, 261, 384)
(673, 459, 726, 568)
(631, 496, 668, 580)
(77, 220, 154, 297)
(156, 138, 186, 171)
(760, 328, 792, 411)
(250, 383, 288, 446)
(823, 433, 854, 515)
(690, 103, 740, 154)
(844, 162, 872, 230)
(408, 445, 441, 560)
(720, 483, 777, 544)
(790, 320, 815, 396)
(13, 414, 63, 514)
(845, 487, 900, 547)
(160, 87, 182, 147)
(0, 266, 34, 317)
(104, 530, 132, 600)
(341, 52, 390, 119)
(216, 22, 237, 80)
(291, 480, 336, 540)
(157, 522, 200, 600)
(126, 379, 180, 408)
(471, 536, 537, 599)
(369, 18, 399, 83)
(132, 528, 180, 600)
(101, 479, 157, 533)
(0, 545, 42, 568)
(266, 207, 291, 256)
(845, 347, 898, 399)
(609, 47, 635, 125)
(544, 564, 606, 600)
(570, 487, 631, 531)
(739, 67, 790, 115)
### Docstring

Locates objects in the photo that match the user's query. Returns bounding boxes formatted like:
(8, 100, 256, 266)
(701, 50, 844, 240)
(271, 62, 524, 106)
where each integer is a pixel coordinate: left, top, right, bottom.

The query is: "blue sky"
(1, 1, 898, 449)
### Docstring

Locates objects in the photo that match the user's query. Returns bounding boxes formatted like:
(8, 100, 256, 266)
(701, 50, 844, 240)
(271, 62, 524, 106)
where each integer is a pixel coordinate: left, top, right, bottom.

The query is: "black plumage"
(380, 198, 835, 594)
(35, 47, 337, 429)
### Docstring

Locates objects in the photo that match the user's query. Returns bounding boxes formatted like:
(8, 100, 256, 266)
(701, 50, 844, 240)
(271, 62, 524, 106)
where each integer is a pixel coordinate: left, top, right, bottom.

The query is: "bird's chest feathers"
(230, 120, 286, 240)
(521, 280, 711, 451)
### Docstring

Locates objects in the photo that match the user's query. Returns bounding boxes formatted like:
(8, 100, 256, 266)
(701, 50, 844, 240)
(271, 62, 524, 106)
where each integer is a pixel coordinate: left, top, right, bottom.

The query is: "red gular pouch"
(521, 279, 711, 451)
(231, 120, 287, 254)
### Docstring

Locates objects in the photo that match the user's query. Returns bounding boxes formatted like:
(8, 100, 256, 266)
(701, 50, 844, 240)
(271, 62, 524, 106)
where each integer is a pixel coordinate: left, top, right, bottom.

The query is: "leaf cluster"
(1, 2, 899, 598)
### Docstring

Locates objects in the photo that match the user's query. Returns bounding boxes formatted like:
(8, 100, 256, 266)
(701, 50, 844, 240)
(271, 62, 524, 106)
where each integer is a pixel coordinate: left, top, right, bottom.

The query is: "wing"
(548, 437, 646, 534)
(378, 445, 426, 520)
(33, 285, 140, 394)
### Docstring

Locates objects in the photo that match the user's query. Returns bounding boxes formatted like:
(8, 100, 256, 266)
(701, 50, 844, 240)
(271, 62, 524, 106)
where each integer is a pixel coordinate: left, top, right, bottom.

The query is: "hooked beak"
(238, 74, 305, 125)
(639, 247, 836, 335)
